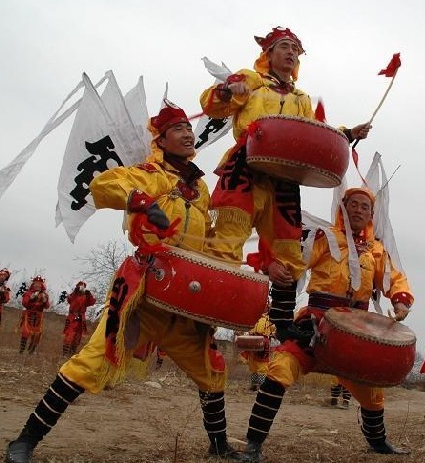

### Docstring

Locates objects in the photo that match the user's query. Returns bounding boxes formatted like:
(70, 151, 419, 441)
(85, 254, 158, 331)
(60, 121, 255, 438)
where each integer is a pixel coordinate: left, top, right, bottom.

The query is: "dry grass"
(1, 306, 425, 463)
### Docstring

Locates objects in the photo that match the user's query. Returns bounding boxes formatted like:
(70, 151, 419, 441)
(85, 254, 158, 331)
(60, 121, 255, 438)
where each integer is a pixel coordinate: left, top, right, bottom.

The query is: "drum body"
(235, 335, 265, 351)
(246, 115, 349, 188)
(145, 247, 269, 330)
(313, 308, 416, 386)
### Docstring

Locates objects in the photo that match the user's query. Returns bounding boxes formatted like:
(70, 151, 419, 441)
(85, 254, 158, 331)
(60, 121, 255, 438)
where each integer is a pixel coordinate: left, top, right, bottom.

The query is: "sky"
(0, 0, 424, 349)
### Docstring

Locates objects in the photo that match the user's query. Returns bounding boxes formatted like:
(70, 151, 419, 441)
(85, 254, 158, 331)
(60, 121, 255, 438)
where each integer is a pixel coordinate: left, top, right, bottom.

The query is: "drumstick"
(352, 58, 400, 149)
(387, 308, 397, 322)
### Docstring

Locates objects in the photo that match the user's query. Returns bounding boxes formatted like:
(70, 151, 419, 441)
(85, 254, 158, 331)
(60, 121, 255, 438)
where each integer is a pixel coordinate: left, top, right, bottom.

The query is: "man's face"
(268, 39, 300, 75)
(0, 273, 8, 284)
(32, 281, 43, 291)
(345, 193, 373, 233)
(158, 122, 195, 159)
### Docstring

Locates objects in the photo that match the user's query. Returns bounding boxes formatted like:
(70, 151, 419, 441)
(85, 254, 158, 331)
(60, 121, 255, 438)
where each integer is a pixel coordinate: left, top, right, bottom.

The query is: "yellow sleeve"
(298, 92, 315, 120)
(89, 165, 169, 210)
(307, 232, 330, 269)
(373, 245, 414, 304)
(199, 69, 263, 119)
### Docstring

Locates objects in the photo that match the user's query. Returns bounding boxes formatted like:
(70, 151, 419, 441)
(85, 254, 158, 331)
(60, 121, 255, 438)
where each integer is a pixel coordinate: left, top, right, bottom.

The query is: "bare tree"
(75, 239, 132, 301)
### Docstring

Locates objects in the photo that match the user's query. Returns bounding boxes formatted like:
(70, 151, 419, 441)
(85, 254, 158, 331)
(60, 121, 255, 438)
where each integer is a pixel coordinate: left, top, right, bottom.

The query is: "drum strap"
(308, 293, 368, 311)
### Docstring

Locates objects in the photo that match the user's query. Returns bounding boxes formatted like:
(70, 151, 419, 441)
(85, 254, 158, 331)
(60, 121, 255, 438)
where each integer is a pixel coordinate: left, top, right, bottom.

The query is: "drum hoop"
(316, 363, 401, 387)
(145, 296, 255, 331)
(254, 115, 349, 141)
(247, 156, 342, 182)
(160, 247, 269, 284)
(325, 313, 416, 347)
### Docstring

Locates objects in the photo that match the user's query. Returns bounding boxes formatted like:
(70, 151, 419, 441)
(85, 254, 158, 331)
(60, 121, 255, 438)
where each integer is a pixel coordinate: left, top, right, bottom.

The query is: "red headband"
(254, 27, 304, 54)
(150, 100, 190, 135)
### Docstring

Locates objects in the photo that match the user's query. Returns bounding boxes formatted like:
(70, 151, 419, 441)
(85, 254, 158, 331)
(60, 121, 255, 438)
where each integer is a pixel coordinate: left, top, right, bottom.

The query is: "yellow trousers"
(267, 350, 384, 410)
(61, 304, 226, 394)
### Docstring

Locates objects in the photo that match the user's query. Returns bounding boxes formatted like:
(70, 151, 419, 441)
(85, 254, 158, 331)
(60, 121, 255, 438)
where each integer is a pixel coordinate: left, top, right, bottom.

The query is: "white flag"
(57, 73, 130, 243)
(56, 72, 151, 241)
(364, 152, 403, 273)
(0, 74, 113, 201)
(124, 76, 151, 156)
(100, 70, 146, 165)
(194, 57, 233, 152)
(56, 72, 150, 231)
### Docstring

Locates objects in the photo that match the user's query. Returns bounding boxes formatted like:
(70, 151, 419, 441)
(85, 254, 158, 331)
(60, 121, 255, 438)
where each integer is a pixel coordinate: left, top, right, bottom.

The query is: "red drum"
(313, 308, 416, 386)
(235, 335, 265, 351)
(246, 115, 350, 188)
(145, 246, 269, 331)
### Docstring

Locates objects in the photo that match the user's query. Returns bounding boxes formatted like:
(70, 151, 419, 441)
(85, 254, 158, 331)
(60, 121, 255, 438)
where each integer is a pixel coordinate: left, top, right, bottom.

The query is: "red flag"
(378, 53, 401, 77)
(314, 99, 326, 123)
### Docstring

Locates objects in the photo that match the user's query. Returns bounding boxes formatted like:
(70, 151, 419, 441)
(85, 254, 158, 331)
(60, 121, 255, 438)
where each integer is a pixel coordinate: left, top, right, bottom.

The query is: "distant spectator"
(330, 376, 352, 409)
(0, 268, 12, 328)
(19, 275, 50, 354)
(62, 281, 96, 357)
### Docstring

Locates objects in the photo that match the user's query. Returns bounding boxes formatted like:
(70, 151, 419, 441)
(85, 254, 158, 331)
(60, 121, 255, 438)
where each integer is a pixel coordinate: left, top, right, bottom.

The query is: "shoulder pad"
(136, 163, 158, 173)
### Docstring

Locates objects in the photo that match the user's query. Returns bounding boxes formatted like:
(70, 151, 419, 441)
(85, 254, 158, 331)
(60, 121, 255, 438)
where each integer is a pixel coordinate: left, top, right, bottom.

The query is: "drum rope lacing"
(145, 295, 255, 330)
(323, 311, 416, 347)
(255, 114, 350, 139)
(247, 155, 341, 183)
(150, 247, 268, 284)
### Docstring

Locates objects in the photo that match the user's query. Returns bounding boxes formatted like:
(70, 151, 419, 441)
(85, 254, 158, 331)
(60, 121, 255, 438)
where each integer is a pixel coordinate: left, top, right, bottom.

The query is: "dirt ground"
(1, 306, 425, 463)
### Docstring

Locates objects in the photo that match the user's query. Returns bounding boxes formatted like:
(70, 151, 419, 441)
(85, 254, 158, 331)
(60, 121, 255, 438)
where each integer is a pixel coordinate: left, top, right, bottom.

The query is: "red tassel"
(246, 237, 274, 272)
(129, 214, 181, 254)
(314, 99, 326, 123)
(351, 147, 367, 185)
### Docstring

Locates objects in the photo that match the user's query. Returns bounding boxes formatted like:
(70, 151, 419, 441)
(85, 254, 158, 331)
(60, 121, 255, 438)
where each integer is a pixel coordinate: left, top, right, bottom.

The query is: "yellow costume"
(7, 103, 241, 463)
(61, 152, 222, 394)
(200, 68, 314, 275)
(200, 27, 330, 353)
(243, 186, 414, 457)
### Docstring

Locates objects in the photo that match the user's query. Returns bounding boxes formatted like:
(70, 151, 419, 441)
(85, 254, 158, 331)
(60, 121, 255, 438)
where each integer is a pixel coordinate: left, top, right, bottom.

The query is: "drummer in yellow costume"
(238, 187, 413, 462)
(6, 102, 244, 463)
(200, 26, 371, 346)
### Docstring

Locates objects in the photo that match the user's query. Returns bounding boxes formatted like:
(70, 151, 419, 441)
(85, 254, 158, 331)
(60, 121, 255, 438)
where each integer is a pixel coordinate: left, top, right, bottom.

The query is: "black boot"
(199, 390, 246, 460)
(341, 399, 350, 410)
(208, 436, 246, 460)
(241, 441, 263, 463)
(5, 440, 36, 463)
(269, 282, 297, 330)
(236, 379, 285, 462)
(369, 440, 411, 455)
(5, 374, 84, 462)
(19, 337, 27, 354)
(270, 283, 313, 347)
(361, 407, 410, 455)
(27, 343, 36, 355)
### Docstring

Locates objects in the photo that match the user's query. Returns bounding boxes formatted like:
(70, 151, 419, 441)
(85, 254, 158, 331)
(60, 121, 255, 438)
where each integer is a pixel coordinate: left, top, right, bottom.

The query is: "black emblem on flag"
(70, 136, 124, 210)
(195, 117, 229, 149)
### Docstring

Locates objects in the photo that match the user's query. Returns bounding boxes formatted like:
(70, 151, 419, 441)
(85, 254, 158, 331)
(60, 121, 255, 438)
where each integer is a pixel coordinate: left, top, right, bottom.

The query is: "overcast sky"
(1, 0, 424, 350)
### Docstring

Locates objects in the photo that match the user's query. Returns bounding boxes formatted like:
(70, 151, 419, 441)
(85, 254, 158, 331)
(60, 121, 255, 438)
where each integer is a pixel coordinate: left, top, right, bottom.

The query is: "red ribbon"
(246, 237, 274, 273)
(129, 213, 181, 255)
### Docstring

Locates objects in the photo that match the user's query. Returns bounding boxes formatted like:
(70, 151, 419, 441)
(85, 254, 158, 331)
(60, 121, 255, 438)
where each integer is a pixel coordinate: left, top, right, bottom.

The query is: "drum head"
(325, 308, 416, 346)
(246, 115, 349, 188)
